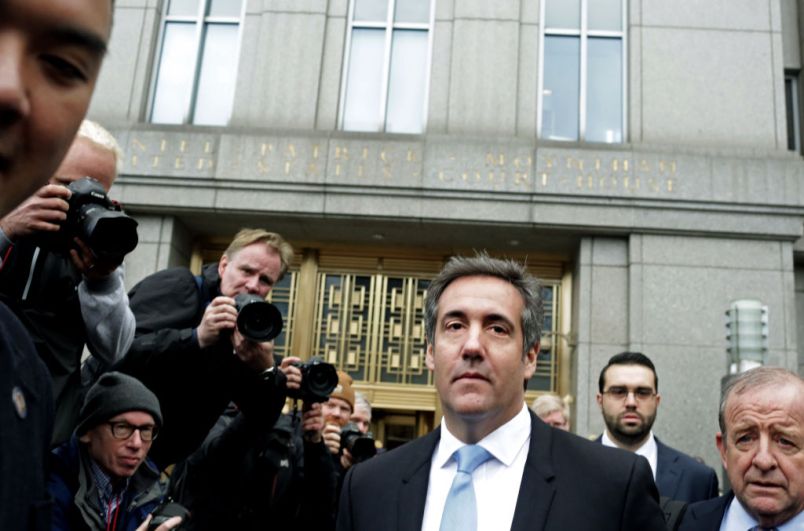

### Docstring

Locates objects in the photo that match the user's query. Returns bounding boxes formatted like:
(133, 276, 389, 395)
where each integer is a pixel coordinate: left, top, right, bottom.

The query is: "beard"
(603, 409, 657, 447)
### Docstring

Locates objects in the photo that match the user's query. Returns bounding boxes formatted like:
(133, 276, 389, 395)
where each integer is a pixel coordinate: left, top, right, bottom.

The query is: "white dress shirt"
(720, 495, 804, 531)
(421, 404, 531, 531)
(601, 430, 658, 480)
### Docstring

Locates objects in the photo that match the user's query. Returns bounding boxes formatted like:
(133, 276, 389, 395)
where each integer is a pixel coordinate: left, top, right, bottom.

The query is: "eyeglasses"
(107, 421, 158, 442)
(602, 386, 656, 401)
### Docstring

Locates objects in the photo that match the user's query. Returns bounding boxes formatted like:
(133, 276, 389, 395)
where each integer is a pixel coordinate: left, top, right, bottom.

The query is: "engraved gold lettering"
(286, 144, 296, 159)
(159, 139, 167, 153)
(174, 156, 184, 170)
(312, 145, 320, 159)
(260, 143, 274, 157)
(406, 149, 416, 162)
(257, 160, 269, 174)
(179, 140, 187, 153)
(131, 138, 147, 153)
(667, 179, 674, 192)
(204, 141, 212, 154)
(335, 146, 349, 160)
(130, 155, 138, 168)
(361, 147, 369, 160)
(152, 156, 161, 168)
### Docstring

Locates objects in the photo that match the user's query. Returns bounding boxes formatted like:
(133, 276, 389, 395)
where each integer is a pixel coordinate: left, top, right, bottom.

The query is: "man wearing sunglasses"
(596, 352, 719, 504)
(49, 372, 178, 531)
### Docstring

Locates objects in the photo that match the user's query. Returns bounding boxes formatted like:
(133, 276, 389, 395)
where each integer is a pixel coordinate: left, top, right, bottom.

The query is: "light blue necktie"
(439, 445, 493, 531)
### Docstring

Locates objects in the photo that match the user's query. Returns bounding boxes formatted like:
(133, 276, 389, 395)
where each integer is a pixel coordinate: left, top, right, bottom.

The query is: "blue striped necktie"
(439, 445, 493, 531)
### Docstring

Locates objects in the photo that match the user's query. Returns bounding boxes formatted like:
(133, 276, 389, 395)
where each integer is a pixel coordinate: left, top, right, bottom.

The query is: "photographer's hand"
(136, 514, 182, 531)
(322, 422, 341, 455)
(231, 328, 274, 371)
(279, 356, 302, 391)
(70, 237, 117, 281)
(341, 448, 354, 470)
(197, 296, 237, 348)
(301, 402, 324, 443)
(0, 183, 70, 240)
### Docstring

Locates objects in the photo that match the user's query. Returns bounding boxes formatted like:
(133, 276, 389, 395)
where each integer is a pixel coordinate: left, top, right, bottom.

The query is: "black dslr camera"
(40, 177, 138, 263)
(233, 293, 284, 342)
(147, 500, 190, 530)
(287, 357, 339, 403)
(340, 422, 377, 464)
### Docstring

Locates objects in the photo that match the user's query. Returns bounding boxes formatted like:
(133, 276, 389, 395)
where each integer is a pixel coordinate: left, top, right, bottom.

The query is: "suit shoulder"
(658, 439, 717, 476)
(553, 429, 644, 469)
(351, 431, 436, 481)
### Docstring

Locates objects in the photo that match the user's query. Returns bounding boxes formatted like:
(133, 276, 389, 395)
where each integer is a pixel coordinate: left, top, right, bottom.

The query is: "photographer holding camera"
(49, 371, 183, 531)
(169, 353, 339, 531)
(0, 120, 136, 446)
(116, 229, 293, 469)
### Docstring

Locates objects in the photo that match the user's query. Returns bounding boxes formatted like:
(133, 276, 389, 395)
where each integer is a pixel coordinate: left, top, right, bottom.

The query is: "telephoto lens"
(233, 293, 283, 342)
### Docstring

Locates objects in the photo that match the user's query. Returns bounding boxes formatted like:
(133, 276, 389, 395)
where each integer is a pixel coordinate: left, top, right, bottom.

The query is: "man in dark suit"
(337, 254, 666, 531)
(679, 367, 804, 531)
(595, 352, 719, 504)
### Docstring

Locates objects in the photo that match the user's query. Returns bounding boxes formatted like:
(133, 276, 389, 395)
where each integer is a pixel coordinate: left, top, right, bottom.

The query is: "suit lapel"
(655, 439, 680, 498)
(397, 428, 440, 531)
(510, 412, 556, 531)
(688, 493, 732, 527)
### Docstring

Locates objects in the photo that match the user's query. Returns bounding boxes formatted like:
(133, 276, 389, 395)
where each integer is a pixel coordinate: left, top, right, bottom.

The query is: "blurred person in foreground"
(337, 253, 666, 531)
(0, 120, 135, 445)
(679, 367, 804, 531)
(0, 0, 114, 528)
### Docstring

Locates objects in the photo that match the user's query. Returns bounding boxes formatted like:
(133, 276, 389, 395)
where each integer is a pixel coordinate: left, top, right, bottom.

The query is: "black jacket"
(0, 240, 86, 443)
(116, 264, 287, 468)
(172, 407, 337, 531)
(0, 302, 53, 531)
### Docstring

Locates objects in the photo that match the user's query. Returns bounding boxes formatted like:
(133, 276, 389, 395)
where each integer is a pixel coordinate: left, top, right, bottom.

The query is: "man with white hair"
(0, 120, 135, 444)
(679, 367, 804, 530)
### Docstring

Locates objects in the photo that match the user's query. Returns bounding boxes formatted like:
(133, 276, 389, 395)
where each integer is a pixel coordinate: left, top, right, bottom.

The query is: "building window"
(538, 0, 626, 143)
(339, 0, 435, 134)
(785, 71, 801, 152)
(149, 0, 244, 126)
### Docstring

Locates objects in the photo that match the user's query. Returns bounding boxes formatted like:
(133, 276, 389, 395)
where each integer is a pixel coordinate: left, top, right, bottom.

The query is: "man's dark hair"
(424, 252, 544, 357)
(598, 352, 658, 393)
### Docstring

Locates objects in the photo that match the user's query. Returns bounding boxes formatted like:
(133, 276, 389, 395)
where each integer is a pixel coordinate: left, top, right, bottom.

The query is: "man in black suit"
(596, 352, 719, 503)
(337, 254, 666, 531)
(679, 367, 804, 531)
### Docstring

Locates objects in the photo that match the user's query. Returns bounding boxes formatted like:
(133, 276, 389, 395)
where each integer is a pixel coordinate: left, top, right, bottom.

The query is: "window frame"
(537, 0, 628, 143)
(337, 0, 437, 134)
(785, 71, 801, 153)
(147, 0, 247, 125)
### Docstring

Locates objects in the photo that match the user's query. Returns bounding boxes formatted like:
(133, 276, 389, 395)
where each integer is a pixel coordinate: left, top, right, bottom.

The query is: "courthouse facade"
(89, 0, 804, 472)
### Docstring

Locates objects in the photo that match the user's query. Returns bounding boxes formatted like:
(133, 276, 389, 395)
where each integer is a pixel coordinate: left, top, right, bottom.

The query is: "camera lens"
(234, 294, 283, 342)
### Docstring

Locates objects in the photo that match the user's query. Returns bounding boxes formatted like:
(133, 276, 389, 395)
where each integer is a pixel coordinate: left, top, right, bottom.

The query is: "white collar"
(434, 404, 531, 468)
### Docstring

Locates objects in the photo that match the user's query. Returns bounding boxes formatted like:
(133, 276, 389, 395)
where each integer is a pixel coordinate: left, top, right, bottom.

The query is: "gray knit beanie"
(75, 372, 162, 436)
